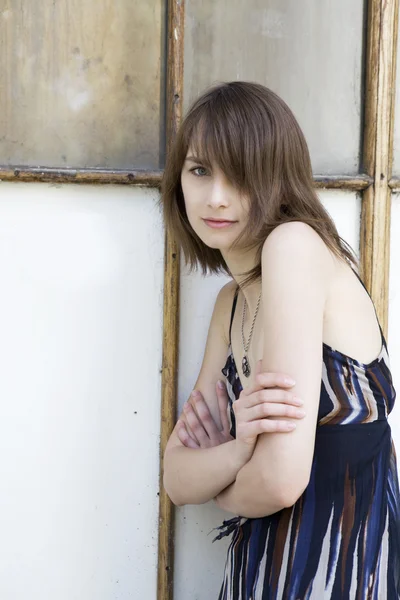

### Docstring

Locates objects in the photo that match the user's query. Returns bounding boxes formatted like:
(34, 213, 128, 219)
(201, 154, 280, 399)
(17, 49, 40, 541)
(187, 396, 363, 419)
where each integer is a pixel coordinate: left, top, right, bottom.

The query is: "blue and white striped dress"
(213, 275, 400, 599)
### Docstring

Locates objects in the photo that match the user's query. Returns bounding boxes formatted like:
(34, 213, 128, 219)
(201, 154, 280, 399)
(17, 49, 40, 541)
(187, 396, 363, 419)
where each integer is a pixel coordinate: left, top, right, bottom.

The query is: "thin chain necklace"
(241, 290, 262, 377)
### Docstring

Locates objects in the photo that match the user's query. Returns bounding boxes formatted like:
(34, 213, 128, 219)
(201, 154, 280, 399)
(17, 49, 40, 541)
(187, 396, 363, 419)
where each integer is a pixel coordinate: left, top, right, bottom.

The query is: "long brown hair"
(160, 81, 358, 287)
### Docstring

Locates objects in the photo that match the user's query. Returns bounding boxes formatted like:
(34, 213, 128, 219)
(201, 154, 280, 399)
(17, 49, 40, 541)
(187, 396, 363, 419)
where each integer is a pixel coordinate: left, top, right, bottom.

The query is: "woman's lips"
(203, 219, 237, 229)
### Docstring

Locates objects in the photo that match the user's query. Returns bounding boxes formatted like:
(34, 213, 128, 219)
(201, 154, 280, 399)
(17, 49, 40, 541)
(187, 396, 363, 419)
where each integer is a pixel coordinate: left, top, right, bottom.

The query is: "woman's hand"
(176, 381, 233, 449)
(177, 361, 304, 451)
(233, 361, 305, 448)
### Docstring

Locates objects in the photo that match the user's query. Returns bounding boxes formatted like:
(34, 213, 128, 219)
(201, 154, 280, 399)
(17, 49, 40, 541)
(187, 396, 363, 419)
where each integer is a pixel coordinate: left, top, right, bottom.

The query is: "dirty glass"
(184, 0, 364, 175)
(0, 1, 166, 169)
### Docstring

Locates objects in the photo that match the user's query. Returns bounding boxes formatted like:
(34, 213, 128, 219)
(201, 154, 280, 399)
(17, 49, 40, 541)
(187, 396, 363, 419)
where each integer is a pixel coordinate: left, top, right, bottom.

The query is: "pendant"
(242, 355, 251, 377)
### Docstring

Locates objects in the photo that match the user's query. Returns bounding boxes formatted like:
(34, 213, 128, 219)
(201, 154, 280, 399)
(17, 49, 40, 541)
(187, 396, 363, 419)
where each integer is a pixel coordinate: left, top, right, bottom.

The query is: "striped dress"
(212, 274, 400, 599)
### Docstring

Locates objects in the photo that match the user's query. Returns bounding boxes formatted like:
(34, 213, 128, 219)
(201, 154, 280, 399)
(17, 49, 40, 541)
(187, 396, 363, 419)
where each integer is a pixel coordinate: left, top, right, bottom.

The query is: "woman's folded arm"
(163, 281, 242, 506)
(215, 223, 334, 518)
(164, 440, 248, 506)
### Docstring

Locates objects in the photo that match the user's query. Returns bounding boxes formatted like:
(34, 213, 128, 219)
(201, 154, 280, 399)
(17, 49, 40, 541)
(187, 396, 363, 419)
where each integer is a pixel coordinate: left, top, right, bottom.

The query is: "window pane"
(0, 1, 166, 169)
(0, 184, 164, 597)
(176, 188, 361, 600)
(184, 0, 364, 175)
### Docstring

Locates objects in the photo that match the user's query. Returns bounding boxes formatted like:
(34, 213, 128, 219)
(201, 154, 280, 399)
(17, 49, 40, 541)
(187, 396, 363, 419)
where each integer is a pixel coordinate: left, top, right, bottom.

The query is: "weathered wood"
(360, 0, 399, 337)
(157, 2, 184, 600)
(389, 176, 400, 189)
(0, 166, 372, 191)
(313, 175, 372, 190)
(0, 167, 163, 186)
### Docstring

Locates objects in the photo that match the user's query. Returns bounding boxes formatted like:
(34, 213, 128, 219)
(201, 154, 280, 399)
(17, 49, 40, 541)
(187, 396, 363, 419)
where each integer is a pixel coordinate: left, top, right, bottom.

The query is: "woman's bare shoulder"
(262, 222, 335, 261)
(261, 222, 336, 287)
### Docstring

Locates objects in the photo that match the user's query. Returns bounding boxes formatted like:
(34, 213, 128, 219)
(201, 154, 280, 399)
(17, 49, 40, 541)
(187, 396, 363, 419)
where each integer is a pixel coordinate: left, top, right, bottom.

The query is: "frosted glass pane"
(175, 190, 360, 600)
(0, 184, 164, 598)
(0, 1, 166, 169)
(184, 0, 363, 175)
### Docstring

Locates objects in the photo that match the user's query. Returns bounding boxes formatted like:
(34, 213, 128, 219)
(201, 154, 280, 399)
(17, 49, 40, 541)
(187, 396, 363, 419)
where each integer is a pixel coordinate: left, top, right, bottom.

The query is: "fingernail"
(284, 378, 296, 385)
(286, 422, 296, 429)
(296, 409, 306, 418)
(191, 390, 200, 398)
(217, 380, 225, 390)
(293, 396, 303, 405)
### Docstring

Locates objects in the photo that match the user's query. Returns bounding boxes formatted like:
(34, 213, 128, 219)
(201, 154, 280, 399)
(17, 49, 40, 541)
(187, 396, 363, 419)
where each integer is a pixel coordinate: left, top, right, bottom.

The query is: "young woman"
(161, 81, 400, 599)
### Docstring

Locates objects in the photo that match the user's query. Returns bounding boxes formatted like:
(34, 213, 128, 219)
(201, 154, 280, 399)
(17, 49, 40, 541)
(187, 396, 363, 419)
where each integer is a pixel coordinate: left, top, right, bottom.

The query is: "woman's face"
(180, 149, 249, 251)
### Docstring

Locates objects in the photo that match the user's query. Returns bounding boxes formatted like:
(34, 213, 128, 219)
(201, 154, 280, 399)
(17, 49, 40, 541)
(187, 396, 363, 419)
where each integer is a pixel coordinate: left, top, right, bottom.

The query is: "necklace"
(241, 290, 262, 377)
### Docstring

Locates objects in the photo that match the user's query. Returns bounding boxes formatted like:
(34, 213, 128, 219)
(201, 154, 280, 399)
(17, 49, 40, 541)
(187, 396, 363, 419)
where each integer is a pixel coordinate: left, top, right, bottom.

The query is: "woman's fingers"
(216, 380, 231, 434)
(232, 364, 301, 444)
(237, 418, 297, 439)
(255, 370, 296, 389)
(245, 402, 306, 422)
(190, 392, 222, 440)
(243, 366, 296, 396)
(176, 419, 200, 449)
(179, 411, 200, 443)
(242, 388, 303, 408)
(184, 393, 225, 443)
(179, 386, 234, 449)
(183, 400, 210, 445)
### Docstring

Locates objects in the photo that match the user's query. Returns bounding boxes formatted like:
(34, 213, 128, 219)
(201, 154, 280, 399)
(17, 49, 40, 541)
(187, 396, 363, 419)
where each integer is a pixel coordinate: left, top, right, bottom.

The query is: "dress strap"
(228, 286, 240, 344)
(350, 267, 370, 296)
(350, 267, 386, 346)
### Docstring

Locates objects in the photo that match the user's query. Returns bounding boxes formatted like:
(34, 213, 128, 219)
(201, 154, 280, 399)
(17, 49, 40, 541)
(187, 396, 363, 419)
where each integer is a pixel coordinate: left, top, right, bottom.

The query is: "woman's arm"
(215, 222, 335, 517)
(214, 475, 284, 518)
(163, 281, 250, 506)
(172, 370, 304, 507)
(164, 440, 252, 506)
(163, 278, 302, 506)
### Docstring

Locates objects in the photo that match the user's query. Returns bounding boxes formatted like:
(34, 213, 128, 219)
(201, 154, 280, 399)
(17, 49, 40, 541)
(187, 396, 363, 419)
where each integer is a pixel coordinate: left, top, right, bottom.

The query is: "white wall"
(0, 183, 398, 600)
(0, 183, 164, 600)
(175, 189, 400, 599)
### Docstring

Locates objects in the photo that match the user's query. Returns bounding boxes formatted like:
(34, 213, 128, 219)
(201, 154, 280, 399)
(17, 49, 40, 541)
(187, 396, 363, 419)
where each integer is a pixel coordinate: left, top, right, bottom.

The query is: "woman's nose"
(207, 179, 230, 208)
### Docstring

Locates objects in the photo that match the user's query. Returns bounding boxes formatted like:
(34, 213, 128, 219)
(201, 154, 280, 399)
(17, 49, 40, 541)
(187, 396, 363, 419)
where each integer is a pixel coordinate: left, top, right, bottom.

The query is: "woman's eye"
(190, 166, 208, 177)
